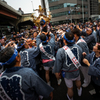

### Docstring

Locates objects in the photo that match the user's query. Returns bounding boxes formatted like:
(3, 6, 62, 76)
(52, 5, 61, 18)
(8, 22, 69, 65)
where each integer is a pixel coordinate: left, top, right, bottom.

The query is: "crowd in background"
(0, 20, 100, 100)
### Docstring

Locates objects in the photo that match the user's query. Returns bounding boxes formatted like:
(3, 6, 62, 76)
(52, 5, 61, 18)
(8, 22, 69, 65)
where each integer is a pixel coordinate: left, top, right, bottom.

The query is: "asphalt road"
(38, 68, 100, 100)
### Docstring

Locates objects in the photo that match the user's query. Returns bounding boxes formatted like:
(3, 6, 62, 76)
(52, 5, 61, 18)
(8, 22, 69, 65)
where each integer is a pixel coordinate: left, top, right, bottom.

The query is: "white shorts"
(44, 66, 53, 71)
(64, 75, 80, 88)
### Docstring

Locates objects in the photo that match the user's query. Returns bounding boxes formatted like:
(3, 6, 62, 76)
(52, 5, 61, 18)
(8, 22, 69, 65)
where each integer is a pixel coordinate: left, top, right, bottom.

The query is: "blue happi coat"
(19, 47, 39, 72)
(53, 44, 83, 79)
(76, 37, 89, 66)
(0, 67, 54, 100)
(85, 52, 100, 86)
(36, 33, 55, 67)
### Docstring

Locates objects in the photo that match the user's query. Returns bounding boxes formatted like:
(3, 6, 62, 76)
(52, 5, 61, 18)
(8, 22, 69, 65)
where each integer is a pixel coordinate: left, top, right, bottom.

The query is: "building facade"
(41, 0, 90, 24)
(90, 0, 99, 19)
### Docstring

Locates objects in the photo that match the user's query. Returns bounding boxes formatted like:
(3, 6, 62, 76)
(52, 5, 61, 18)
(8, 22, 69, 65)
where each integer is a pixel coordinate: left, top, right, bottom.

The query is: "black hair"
(40, 33, 46, 41)
(17, 40, 25, 52)
(0, 35, 2, 39)
(42, 26, 47, 32)
(29, 33, 33, 37)
(72, 28, 81, 36)
(33, 31, 37, 34)
(65, 32, 74, 44)
(0, 47, 16, 68)
(50, 28, 55, 33)
(93, 25, 97, 28)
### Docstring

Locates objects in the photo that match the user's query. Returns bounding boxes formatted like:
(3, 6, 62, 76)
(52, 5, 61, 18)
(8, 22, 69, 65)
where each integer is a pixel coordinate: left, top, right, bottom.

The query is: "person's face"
(24, 42, 29, 49)
(73, 34, 77, 41)
(33, 32, 37, 38)
(93, 43, 100, 57)
(93, 44, 98, 51)
(13, 35, 16, 38)
(25, 35, 28, 38)
(93, 27, 96, 30)
(86, 28, 92, 35)
(17, 32, 19, 34)
(30, 29, 33, 32)
(27, 39, 32, 46)
(0, 39, 5, 45)
(70, 26, 73, 30)
(16, 53, 21, 65)
(80, 26, 83, 29)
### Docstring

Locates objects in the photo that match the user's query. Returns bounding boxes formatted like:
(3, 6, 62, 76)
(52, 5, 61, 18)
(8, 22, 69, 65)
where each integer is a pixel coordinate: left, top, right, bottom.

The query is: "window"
(52, 11, 83, 18)
(84, 12, 88, 14)
(85, 6, 88, 8)
(64, 3, 67, 8)
(50, 3, 77, 11)
(48, 0, 59, 3)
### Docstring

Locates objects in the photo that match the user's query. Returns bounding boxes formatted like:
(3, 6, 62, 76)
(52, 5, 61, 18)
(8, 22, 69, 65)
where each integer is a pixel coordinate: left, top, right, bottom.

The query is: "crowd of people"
(0, 20, 100, 100)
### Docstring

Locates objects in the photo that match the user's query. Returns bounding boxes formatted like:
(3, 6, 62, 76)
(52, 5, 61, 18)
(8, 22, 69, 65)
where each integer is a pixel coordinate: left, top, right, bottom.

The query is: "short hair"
(40, 33, 46, 41)
(65, 32, 74, 44)
(17, 40, 25, 52)
(0, 47, 16, 68)
(72, 28, 81, 36)
(65, 32, 74, 40)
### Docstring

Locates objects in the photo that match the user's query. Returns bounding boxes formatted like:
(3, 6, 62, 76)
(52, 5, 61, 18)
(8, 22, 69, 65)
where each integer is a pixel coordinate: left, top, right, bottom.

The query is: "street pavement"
(38, 68, 100, 100)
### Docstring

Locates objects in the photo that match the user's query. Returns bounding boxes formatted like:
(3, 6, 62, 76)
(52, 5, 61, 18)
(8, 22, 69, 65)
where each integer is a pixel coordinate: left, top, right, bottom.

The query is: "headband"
(63, 35, 74, 43)
(40, 19, 46, 24)
(17, 43, 25, 49)
(41, 36, 48, 43)
(0, 49, 18, 66)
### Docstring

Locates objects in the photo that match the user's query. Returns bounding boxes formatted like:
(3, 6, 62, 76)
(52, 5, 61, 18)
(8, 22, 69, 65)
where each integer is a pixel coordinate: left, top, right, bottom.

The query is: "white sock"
(67, 94, 73, 100)
(77, 87, 82, 96)
(57, 79, 62, 85)
(39, 95, 43, 100)
(47, 81, 50, 86)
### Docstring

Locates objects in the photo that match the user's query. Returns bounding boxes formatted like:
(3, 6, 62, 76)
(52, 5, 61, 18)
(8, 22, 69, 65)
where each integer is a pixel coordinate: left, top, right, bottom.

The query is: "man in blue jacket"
(53, 32, 83, 100)
(0, 47, 53, 100)
(84, 28, 96, 53)
(17, 40, 40, 73)
(72, 28, 91, 87)
(83, 43, 100, 99)
(36, 28, 57, 86)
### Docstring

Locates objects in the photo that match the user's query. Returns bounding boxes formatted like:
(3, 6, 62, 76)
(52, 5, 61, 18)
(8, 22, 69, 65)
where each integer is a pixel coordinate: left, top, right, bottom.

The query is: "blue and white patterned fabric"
(0, 67, 54, 100)
(53, 44, 82, 79)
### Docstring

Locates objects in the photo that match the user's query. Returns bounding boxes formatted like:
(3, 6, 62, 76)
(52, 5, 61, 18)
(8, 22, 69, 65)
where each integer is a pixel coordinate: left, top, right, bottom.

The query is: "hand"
(97, 27, 99, 30)
(49, 32, 51, 35)
(76, 25, 79, 29)
(5, 41, 14, 48)
(81, 36, 85, 38)
(82, 52, 86, 57)
(57, 38, 59, 41)
(39, 32, 41, 35)
(50, 92, 53, 100)
(61, 32, 65, 38)
(11, 43, 16, 48)
(83, 58, 90, 66)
